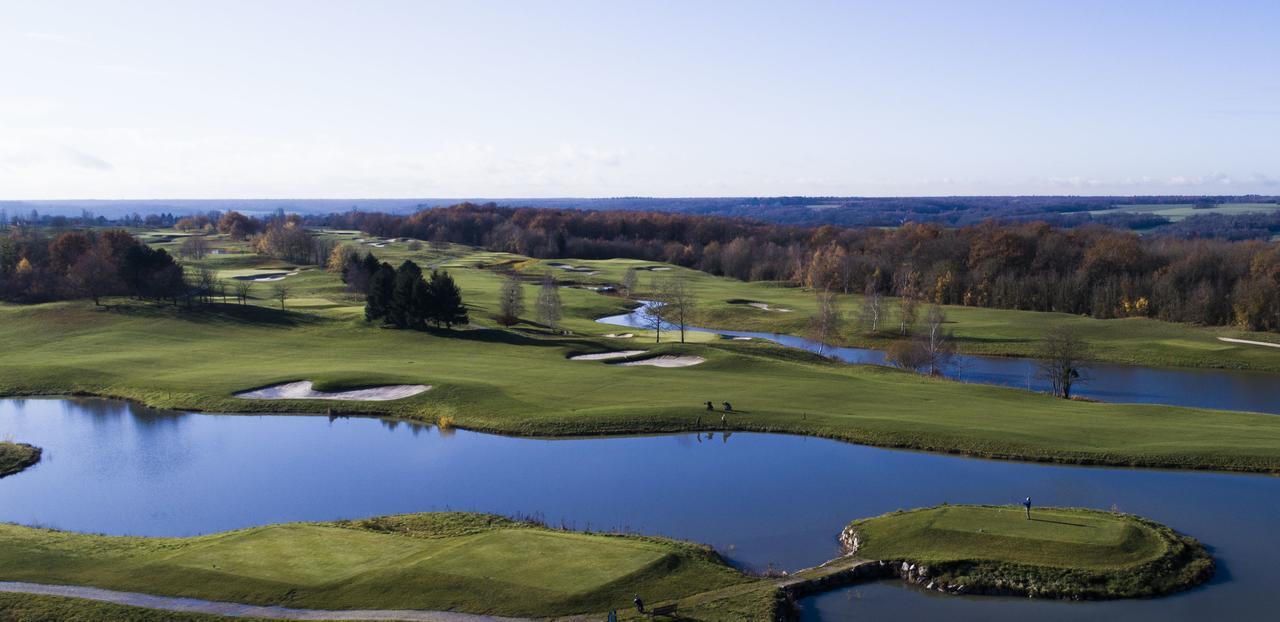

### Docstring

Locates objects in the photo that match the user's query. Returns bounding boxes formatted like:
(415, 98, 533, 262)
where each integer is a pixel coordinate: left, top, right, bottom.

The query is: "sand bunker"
(570, 350, 645, 361)
(604, 333, 634, 338)
(616, 355, 706, 368)
(1218, 337, 1280, 349)
(748, 302, 793, 312)
(235, 381, 431, 401)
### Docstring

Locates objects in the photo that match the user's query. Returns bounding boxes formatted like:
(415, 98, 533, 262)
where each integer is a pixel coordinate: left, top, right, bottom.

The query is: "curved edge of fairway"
(0, 512, 756, 620)
(838, 505, 1214, 600)
(0, 442, 42, 478)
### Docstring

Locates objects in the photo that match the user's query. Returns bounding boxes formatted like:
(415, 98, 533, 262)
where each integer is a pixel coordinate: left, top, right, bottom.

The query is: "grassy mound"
(0, 512, 749, 618)
(842, 505, 1213, 599)
(0, 441, 41, 478)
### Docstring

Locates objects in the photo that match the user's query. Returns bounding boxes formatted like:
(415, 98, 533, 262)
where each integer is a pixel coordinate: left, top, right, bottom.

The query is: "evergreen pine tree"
(364, 263, 396, 323)
(389, 260, 423, 328)
(429, 270, 468, 328)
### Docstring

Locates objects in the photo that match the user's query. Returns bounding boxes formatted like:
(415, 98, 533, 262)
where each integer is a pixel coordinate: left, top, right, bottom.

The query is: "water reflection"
(1, 398, 1277, 621)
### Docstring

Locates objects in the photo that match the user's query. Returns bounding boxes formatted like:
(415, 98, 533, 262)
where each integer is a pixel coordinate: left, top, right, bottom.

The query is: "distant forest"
(6, 194, 1280, 240)
(315, 203, 1280, 332)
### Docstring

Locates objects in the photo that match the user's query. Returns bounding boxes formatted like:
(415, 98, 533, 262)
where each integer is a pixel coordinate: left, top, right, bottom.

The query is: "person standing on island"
(1023, 496, 1032, 520)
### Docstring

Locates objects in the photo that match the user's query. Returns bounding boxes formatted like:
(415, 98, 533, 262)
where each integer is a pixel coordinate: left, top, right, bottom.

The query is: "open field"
(0, 441, 41, 478)
(0, 513, 752, 619)
(844, 505, 1213, 598)
(2, 236, 1280, 472)
(1088, 202, 1280, 221)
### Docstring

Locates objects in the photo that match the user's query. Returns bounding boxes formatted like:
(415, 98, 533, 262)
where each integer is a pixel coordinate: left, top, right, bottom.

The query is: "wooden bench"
(648, 603, 679, 618)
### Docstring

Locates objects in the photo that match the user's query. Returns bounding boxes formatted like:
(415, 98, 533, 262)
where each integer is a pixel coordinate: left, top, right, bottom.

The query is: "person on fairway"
(633, 594, 645, 613)
(1023, 496, 1032, 519)
(723, 401, 733, 412)
(705, 401, 714, 411)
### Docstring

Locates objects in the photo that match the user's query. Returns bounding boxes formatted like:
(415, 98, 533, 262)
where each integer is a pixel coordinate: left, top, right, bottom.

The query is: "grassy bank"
(4, 237, 1280, 473)
(0, 441, 41, 478)
(842, 505, 1213, 599)
(509, 256, 1280, 372)
(0, 512, 754, 619)
(4, 296, 1280, 472)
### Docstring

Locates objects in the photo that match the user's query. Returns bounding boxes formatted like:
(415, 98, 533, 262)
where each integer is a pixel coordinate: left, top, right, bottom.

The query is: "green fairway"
(0, 441, 41, 478)
(2, 237, 1280, 472)
(0, 513, 750, 618)
(506, 255, 1280, 371)
(844, 505, 1213, 598)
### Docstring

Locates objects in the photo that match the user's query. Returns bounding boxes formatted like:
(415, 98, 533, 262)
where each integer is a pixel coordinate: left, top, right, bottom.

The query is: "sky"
(2, 0, 1279, 199)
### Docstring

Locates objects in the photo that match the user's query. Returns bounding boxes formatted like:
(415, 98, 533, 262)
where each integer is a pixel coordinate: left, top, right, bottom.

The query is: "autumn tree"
(67, 250, 120, 306)
(807, 290, 842, 354)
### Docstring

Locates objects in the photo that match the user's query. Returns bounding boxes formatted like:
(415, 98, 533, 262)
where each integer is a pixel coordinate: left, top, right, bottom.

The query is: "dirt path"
(0, 582, 532, 622)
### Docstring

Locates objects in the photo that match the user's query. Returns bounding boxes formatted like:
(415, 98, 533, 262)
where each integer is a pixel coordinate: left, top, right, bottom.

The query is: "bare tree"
(657, 276, 696, 343)
(921, 304, 955, 376)
(496, 273, 525, 326)
(535, 272, 563, 331)
(640, 297, 666, 343)
(807, 290, 842, 354)
(859, 282, 885, 334)
(234, 280, 252, 304)
(1037, 325, 1090, 398)
(621, 268, 639, 296)
(179, 236, 210, 260)
(192, 265, 218, 304)
(215, 279, 228, 304)
(272, 282, 290, 310)
(896, 267, 920, 335)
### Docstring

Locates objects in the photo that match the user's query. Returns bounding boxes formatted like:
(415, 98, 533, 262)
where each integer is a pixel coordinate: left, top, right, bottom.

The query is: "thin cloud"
(60, 147, 113, 171)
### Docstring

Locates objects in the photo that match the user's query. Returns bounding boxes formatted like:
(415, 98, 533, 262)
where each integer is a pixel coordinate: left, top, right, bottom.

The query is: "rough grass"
(0, 592, 295, 622)
(845, 505, 1213, 599)
(0, 513, 750, 618)
(0, 441, 41, 478)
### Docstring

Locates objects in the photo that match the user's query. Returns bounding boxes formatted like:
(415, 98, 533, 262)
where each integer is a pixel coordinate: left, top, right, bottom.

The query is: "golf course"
(0, 229, 1276, 621)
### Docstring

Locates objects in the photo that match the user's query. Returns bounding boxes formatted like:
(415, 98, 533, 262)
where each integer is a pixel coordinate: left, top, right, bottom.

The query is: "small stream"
(597, 302, 1280, 414)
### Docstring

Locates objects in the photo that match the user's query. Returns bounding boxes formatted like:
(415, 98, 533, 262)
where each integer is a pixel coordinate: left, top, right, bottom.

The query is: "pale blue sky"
(2, 0, 1278, 198)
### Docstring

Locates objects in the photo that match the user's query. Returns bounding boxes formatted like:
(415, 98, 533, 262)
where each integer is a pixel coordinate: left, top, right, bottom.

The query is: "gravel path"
(0, 582, 532, 621)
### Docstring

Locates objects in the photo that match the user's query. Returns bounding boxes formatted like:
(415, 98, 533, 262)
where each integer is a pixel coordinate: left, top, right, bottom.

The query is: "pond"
(597, 304, 1280, 414)
(2, 398, 1278, 621)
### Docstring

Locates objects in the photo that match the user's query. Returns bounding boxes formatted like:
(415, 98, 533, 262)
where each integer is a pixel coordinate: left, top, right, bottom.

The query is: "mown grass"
(507, 256, 1280, 372)
(845, 505, 1213, 598)
(0, 441, 41, 478)
(3, 239, 1280, 473)
(0, 593, 296, 622)
(0, 512, 751, 618)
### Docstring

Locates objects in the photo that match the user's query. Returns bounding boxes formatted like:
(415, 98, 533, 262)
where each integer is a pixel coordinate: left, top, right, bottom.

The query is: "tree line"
(310, 203, 1280, 332)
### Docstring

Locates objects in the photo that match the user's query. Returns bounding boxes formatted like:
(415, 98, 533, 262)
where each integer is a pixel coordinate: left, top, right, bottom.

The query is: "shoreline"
(3, 390, 1280, 475)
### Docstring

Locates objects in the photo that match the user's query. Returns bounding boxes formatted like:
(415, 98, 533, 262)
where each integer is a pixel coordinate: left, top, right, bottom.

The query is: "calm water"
(598, 305, 1280, 414)
(2, 398, 1279, 621)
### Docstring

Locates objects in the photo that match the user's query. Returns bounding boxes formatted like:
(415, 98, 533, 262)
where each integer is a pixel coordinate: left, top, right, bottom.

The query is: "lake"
(2, 397, 1278, 621)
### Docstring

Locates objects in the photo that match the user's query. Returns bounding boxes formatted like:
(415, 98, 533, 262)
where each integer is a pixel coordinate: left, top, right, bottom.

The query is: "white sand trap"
(748, 302, 793, 312)
(235, 381, 431, 401)
(1218, 337, 1280, 349)
(604, 333, 635, 338)
(616, 355, 706, 368)
(570, 350, 645, 361)
(732, 336, 753, 341)
(650, 267, 672, 271)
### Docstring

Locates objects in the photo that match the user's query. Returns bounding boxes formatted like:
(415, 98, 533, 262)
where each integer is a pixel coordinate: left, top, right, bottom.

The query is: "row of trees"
(496, 272, 565, 331)
(363, 259, 468, 329)
(311, 204, 1280, 332)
